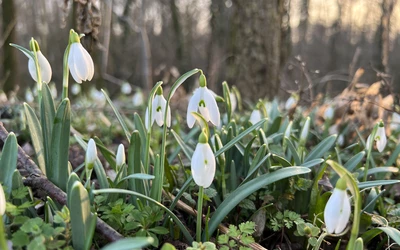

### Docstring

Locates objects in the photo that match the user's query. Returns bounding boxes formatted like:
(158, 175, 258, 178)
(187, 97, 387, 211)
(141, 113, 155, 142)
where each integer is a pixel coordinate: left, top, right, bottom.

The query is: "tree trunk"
(207, 0, 232, 92)
(2, 0, 19, 95)
(374, 0, 394, 73)
(229, 0, 288, 100)
(381, 0, 394, 74)
(298, 0, 309, 53)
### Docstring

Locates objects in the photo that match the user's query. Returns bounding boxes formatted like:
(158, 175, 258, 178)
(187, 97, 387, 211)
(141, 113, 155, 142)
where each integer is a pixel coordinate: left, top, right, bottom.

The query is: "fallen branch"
(0, 122, 123, 243)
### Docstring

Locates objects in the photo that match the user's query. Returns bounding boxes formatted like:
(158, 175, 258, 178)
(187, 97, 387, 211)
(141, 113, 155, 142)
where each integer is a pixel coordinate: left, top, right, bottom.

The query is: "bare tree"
(2, 0, 19, 95)
(228, 0, 290, 100)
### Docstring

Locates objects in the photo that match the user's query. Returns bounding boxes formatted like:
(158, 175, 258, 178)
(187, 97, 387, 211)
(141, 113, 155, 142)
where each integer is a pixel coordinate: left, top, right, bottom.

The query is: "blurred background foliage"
(1, 0, 399, 101)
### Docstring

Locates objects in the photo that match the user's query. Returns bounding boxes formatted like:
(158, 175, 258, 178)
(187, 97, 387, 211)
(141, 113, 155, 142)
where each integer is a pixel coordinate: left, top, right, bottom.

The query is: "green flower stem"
(364, 124, 378, 182)
(151, 70, 200, 202)
(0, 216, 8, 250)
(31, 44, 43, 102)
(62, 45, 71, 99)
(196, 186, 204, 242)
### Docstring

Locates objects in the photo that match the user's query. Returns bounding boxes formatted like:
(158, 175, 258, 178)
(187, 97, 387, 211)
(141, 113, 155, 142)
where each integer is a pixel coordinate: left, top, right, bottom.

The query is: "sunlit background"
(1, 0, 399, 100)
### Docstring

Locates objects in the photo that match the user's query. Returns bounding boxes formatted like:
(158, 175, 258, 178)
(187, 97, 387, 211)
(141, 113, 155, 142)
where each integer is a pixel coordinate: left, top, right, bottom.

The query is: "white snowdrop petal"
(366, 135, 372, 150)
(0, 183, 5, 215)
(28, 58, 38, 82)
(324, 189, 341, 233)
(250, 110, 261, 124)
(191, 144, 206, 186)
(324, 188, 350, 234)
(145, 108, 150, 130)
(187, 88, 202, 128)
(230, 93, 237, 112)
(154, 95, 166, 127)
(86, 139, 97, 165)
(73, 44, 91, 81)
(37, 51, 52, 83)
(203, 87, 220, 126)
(81, 45, 94, 80)
(68, 46, 82, 83)
(376, 126, 387, 152)
(334, 191, 351, 233)
(202, 143, 216, 188)
(116, 144, 125, 167)
(199, 106, 211, 121)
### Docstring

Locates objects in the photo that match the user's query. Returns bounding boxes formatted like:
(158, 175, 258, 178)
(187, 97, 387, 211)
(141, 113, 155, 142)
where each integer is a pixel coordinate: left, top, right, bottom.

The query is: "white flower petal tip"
(116, 144, 126, 168)
(146, 94, 170, 129)
(0, 183, 6, 216)
(85, 139, 97, 166)
(324, 188, 351, 234)
(191, 143, 216, 188)
(68, 43, 94, 83)
(249, 110, 261, 125)
(376, 126, 387, 152)
(28, 51, 52, 83)
(366, 124, 387, 152)
(187, 86, 220, 128)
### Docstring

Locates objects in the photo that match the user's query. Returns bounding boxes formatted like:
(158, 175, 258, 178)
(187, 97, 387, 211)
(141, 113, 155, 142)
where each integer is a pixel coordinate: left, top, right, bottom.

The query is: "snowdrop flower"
(187, 73, 220, 128)
(390, 112, 400, 131)
(191, 132, 216, 188)
(0, 183, 5, 215)
(324, 105, 334, 120)
(121, 82, 132, 95)
(25, 88, 34, 103)
(85, 139, 97, 170)
(230, 92, 237, 112)
(366, 121, 387, 152)
(299, 117, 311, 144)
(249, 109, 261, 125)
(145, 87, 171, 129)
(132, 90, 144, 106)
(116, 144, 125, 169)
(285, 94, 298, 110)
(27, 39, 52, 84)
(90, 88, 106, 107)
(324, 177, 351, 234)
(67, 29, 94, 83)
(71, 83, 81, 96)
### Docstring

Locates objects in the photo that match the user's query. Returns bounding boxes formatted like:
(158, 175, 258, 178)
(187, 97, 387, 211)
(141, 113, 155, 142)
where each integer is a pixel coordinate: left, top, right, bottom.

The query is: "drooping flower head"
(299, 116, 311, 144)
(285, 93, 299, 110)
(28, 38, 52, 84)
(366, 120, 387, 153)
(324, 105, 334, 120)
(187, 73, 220, 128)
(191, 131, 216, 188)
(67, 29, 94, 83)
(145, 86, 171, 129)
(324, 177, 351, 234)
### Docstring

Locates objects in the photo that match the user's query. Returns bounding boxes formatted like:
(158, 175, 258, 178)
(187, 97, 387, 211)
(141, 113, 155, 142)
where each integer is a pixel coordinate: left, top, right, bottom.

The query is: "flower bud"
(85, 139, 97, 170)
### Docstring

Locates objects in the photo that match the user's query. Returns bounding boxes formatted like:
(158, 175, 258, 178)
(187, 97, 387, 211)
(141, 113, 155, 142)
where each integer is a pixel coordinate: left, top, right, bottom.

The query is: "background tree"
(2, 0, 19, 95)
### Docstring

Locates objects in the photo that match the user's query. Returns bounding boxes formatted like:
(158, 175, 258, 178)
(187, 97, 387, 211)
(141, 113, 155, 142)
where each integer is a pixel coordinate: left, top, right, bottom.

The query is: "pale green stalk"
(62, 45, 71, 99)
(0, 217, 8, 250)
(31, 39, 43, 102)
(364, 124, 378, 182)
(151, 69, 200, 202)
(196, 186, 204, 242)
